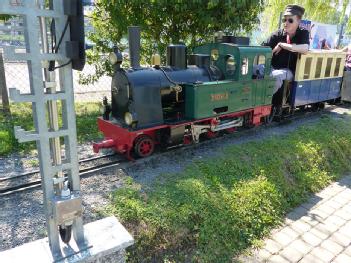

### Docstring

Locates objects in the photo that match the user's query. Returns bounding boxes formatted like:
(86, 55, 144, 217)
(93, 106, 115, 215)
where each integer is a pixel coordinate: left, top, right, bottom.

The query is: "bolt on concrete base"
(0, 216, 134, 263)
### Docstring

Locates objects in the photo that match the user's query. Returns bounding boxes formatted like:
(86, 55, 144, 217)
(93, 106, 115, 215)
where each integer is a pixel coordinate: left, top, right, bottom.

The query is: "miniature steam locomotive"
(93, 26, 346, 159)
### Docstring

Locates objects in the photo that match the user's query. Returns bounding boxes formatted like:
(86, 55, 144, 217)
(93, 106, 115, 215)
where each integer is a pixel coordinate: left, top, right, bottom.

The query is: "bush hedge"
(0, 102, 102, 156)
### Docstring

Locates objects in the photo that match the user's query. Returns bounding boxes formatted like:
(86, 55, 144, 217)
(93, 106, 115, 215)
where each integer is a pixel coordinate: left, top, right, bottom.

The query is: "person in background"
(321, 39, 331, 50)
(262, 4, 309, 94)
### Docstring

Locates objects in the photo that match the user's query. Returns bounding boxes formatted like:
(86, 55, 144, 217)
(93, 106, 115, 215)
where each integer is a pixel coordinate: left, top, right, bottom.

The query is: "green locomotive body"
(185, 43, 275, 119)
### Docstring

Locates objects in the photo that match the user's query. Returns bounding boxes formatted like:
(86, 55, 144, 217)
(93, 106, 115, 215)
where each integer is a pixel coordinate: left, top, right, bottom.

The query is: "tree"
(0, 15, 11, 21)
(81, 0, 264, 84)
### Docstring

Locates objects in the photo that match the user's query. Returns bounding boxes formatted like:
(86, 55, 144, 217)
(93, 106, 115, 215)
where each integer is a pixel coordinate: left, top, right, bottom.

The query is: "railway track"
(0, 153, 126, 196)
(1, 104, 349, 197)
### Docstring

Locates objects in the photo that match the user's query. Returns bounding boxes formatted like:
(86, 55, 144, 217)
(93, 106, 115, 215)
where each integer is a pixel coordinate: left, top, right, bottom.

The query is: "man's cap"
(283, 4, 305, 17)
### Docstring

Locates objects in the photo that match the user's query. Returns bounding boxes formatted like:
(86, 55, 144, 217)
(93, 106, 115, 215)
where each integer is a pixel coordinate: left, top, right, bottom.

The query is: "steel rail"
(0, 156, 125, 196)
(0, 153, 116, 182)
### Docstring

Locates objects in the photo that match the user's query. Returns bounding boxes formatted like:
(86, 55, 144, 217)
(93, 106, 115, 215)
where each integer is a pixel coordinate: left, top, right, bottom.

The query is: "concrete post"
(0, 52, 10, 115)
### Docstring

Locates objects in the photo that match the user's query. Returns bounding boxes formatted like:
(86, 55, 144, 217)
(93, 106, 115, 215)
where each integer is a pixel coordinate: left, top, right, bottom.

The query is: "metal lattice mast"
(0, 0, 84, 257)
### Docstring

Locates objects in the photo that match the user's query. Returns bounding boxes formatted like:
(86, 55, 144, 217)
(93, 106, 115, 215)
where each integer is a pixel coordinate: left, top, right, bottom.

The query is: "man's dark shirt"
(262, 27, 309, 73)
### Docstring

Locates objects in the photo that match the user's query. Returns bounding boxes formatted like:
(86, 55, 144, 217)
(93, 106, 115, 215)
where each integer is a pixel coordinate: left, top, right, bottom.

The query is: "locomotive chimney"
(167, 44, 187, 69)
(128, 26, 141, 69)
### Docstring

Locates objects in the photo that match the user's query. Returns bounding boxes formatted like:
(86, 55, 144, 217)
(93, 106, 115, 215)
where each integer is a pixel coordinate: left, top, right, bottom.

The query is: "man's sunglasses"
(282, 18, 294, 24)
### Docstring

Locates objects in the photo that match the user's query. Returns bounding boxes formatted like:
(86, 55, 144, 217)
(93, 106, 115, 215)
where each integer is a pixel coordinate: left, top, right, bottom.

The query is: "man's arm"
(263, 32, 282, 55)
(278, 43, 308, 53)
(277, 29, 309, 54)
(272, 42, 309, 55)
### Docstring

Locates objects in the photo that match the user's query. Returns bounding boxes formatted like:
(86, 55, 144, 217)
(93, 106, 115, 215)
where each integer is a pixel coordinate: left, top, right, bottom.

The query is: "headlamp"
(108, 52, 118, 65)
(124, 112, 134, 125)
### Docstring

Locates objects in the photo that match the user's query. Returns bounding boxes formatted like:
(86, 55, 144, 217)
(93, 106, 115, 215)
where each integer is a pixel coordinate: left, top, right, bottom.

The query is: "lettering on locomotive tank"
(211, 92, 229, 101)
(242, 87, 250, 93)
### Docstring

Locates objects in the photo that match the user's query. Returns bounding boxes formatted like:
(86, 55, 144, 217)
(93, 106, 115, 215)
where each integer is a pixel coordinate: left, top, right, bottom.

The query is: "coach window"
(241, 57, 249, 75)
(334, 58, 342, 77)
(315, 57, 323, 78)
(325, 57, 333, 77)
(252, 55, 265, 79)
(226, 55, 236, 75)
(304, 57, 312, 79)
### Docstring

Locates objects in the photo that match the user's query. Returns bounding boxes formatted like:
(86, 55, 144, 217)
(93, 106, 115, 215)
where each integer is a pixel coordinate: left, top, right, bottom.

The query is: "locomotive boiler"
(110, 27, 223, 128)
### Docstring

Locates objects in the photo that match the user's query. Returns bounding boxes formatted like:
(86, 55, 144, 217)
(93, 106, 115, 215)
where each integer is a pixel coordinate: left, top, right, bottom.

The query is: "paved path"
(241, 175, 351, 263)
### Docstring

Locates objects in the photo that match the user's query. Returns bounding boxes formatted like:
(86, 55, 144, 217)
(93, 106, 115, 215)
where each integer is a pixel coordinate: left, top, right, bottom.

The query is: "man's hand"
(272, 43, 282, 55)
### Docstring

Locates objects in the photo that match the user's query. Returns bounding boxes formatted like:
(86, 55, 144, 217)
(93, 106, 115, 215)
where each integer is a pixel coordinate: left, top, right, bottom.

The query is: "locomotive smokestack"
(167, 44, 187, 69)
(128, 26, 141, 69)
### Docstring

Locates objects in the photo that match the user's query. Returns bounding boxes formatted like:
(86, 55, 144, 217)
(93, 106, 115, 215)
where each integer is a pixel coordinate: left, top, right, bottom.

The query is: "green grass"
(0, 34, 25, 41)
(0, 102, 102, 156)
(104, 116, 351, 263)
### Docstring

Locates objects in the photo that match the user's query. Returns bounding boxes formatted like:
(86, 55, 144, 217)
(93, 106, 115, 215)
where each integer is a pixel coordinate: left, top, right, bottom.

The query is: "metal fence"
(3, 58, 111, 103)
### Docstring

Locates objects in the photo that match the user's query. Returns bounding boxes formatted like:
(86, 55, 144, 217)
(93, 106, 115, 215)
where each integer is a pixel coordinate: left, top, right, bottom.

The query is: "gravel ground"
(0, 143, 111, 178)
(0, 105, 350, 253)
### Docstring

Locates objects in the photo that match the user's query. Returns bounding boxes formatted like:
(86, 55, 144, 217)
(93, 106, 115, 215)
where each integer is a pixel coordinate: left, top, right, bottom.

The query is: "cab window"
(241, 57, 249, 75)
(226, 55, 236, 75)
(211, 49, 219, 61)
(252, 55, 265, 79)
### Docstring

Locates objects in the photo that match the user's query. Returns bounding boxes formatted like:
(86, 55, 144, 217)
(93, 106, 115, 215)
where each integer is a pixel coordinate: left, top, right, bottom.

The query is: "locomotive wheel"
(264, 115, 273, 125)
(298, 105, 306, 111)
(205, 130, 218, 139)
(319, 102, 325, 109)
(134, 135, 155, 158)
(224, 127, 236, 134)
(59, 225, 72, 244)
(311, 103, 320, 112)
(267, 106, 278, 123)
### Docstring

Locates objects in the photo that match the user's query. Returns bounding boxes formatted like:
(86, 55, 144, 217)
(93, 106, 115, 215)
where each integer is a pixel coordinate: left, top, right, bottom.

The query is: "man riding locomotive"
(263, 4, 309, 94)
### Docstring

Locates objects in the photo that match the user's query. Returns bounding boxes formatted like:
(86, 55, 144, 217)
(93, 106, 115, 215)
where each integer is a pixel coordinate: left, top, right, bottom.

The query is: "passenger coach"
(272, 50, 347, 118)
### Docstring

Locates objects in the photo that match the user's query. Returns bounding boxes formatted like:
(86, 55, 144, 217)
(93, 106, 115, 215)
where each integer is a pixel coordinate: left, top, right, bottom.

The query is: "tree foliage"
(82, 0, 264, 83)
(0, 14, 11, 21)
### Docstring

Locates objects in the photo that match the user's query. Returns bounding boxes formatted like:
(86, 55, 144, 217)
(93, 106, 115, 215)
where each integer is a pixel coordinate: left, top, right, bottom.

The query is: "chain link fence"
(1, 3, 111, 103)
(3, 57, 111, 103)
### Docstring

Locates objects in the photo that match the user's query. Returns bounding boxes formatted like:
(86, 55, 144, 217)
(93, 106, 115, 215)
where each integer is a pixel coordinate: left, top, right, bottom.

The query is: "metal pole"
(1, 1, 85, 257)
(278, 12, 283, 30)
(337, 23, 345, 48)
(337, 16, 348, 48)
(38, 1, 64, 194)
(0, 52, 10, 115)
